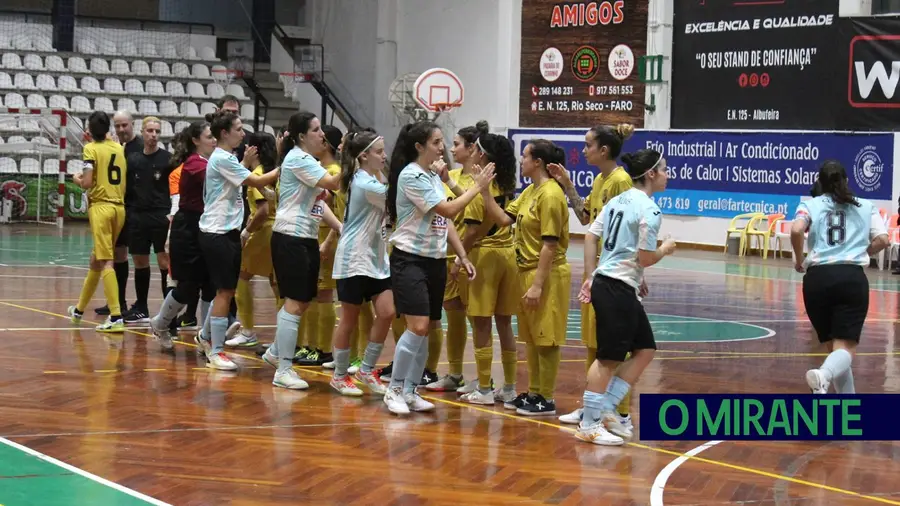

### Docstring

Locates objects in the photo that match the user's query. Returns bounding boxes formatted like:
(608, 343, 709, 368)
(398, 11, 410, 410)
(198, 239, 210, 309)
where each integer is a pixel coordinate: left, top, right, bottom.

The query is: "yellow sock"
(426, 326, 443, 372)
(271, 282, 284, 311)
(474, 347, 493, 389)
(585, 347, 597, 375)
(235, 278, 254, 331)
(76, 269, 102, 313)
(100, 268, 120, 316)
(501, 350, 518, 387)
(445, 310, 466, 376)
(297, 301, 317, 348)
(391, 317, 406, 344)
(318, 301, 336, 352)
(537, 345, 560, 400)
(358, 302, 374, 357)
(526, 342, 540, 394)
(617, 352, 632, 414)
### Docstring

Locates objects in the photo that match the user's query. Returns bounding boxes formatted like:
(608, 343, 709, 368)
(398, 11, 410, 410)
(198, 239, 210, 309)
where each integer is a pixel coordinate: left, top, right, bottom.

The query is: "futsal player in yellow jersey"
(550, 124, 637, 428)
(228, 132, 282, 348)
(68, 111, 128, 332)
(456, 131, 520, 405)
(481, 139, 571, 416)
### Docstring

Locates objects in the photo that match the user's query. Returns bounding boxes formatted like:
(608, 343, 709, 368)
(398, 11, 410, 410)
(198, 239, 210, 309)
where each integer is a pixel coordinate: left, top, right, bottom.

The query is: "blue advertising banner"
(639, 393, 893, 441)
(507, 129, 894, 218)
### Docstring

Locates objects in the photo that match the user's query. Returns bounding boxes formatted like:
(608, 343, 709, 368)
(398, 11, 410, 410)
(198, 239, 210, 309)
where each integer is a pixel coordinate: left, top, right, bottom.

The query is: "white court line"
(655, 265, 900, 294)
(650, 440, 723, 506)
(0, 437, 171, 506)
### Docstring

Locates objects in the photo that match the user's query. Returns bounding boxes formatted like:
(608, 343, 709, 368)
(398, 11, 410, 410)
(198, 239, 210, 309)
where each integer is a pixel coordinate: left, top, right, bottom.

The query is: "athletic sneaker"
(493, 386, 518, 405)
(504, 392, 531, 411)
(457, 378, 481, 395)
(355, 370, 386, 394)
(194, 334, 212, 356)
(96, 317, 125, 333)
(384, 386, 409, 415)
(421, 368, 438, 386)
(602, 412, 634, 440)
(575, 421, 625, 446)
(322, 360, 336, 370)
(295, 348, 324, 366)
(262, 347, 279, 368)
(378, 362, 394, 382)
(330, 375, 364, 397)
(274, 368, 309, 390)
(178, 314, 198, 329)
(404, 391, 435, 412)
(207, 352, 238, 371)
(426, 374, 464, 392)
(293, 346, 312, 363)
(67, 305, 83, 323)
(149, 316, 174, 351)
(225, 330, 259, 348)
(559, 408, 584, 425)
(347, 358, 361, 375)
(516, 394, 556, 416)
(806, 368, 829, 394)
(124, 305, 149, 324)
(461, 389, 494, 405)
(226, 321, 241, 339)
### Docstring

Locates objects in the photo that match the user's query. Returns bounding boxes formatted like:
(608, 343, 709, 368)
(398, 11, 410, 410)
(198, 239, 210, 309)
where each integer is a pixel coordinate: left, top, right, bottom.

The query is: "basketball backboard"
(414, 68, 464, 112)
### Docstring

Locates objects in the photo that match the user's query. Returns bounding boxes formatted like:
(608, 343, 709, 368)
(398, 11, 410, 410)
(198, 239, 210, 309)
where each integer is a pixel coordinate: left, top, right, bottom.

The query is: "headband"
(631, 154, 663, 181)
(475, 137, 491, 157)
(360, 135, 383, 156)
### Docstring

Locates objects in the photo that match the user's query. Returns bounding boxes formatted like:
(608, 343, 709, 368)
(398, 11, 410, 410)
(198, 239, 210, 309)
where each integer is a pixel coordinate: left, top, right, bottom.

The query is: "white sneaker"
(149, 316, 173, 351)
(262, 347, 279, 368)
(493, 387, 518, 405)
(67, 305, 83, 323)
(575, 421, 625, 446)
(331, 375, 364, 397)
(461, 389, 494, 405)
(273, 368, 309, 390)
(602, 412, 633, 440)
(348, 358, 362, 375)
(355, 370, 387, 394)
(456, 379, 477, 395)
(226, 321, 242, 339)
(322, 360, 336, 370)
(194, 334, 211, 356)
(426, 374, 464, 392)
(404, 391, 435, 412)
(806, 369, 829, 394)
(618, 414, 634, 433)
(559, 408, 583, 425)
(207, 352, 238, 371)
(384, 386, 410, 415)
(225, 330, 258, 348)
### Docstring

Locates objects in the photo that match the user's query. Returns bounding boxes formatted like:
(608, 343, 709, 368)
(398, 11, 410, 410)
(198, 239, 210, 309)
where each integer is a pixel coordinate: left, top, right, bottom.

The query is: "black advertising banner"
(671, 0, 839, 130)
(519, 1, 648, 128)
(837, 16, 900, 131)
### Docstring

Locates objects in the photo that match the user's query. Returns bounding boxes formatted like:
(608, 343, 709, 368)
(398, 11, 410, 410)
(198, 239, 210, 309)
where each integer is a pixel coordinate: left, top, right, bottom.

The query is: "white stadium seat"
(19, 158, 40, 174)
(11, 35, 32, 51)
(71, 96, 91, 112)
(26, 94, 47, 108)
(34, 36, 53, 52)
(2, 53, 23, 69)
(0, 158, 16, 174)
(192, 64, 210, 79)
(159, 100, 179, 116)
(100, 40, 117, 56)
(180, 101, 200, 118)
(141, 44, 158, 58)
(225, 84, 247, 100)
(23, 54, 43, 71)
(200, 47, 216, 60)
(104, 78, 125, 94)
(90, 58, 110, 74)
(172, 62, 190, 78)
(78, 40, 98, 55)
(14, 73, 36, 90)
(4, 93, 24, 108)
(43, 159, 58, 175)
(110, 59, 129, 74)
(58, 75, 79, 91)
(160, 120, 173, 136)
(48, 95, 68, 109)
(36, 74, 56, 91)
(161, 45, 178, 59)
(80, 76, 101, 93)
(67, 159, 83, 174)
(207, 83, 225, 100)
(67, 57, 87, 73)
(145, 80, 165, 96)
(199, 102, 216, 116)
(139, 99, 158, 115)
(95, 97, 114, 113)
(174, 120, 190, 132)
(46, 55, 65, 71)
(187, 81, 207, 99)
(0, 73, 12, 89)
(116, 98, 137, 115)
(0, 36, 9, 51)
(165, 81, 186, 97)
(152, 61, 170, 77)
(124, 79, 145, 95)
(120, 42, 138, 57)
(132, 60, 150, 76)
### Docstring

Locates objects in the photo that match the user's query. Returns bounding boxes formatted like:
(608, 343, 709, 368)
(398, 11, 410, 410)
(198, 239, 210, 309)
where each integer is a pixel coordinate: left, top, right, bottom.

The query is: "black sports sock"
(229, 297, 237, 318)
(184, 297, 199, 323)
(113, 260, 129, 308)
(160, 269, 170, 297)
(134, 267, 151, 309)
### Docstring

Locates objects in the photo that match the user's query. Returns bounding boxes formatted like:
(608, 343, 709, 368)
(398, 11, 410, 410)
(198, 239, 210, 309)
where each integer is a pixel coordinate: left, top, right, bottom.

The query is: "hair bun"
(615, 123, 635, 141)
(476, 120, 490, 134)
(620, 153, 634, 167)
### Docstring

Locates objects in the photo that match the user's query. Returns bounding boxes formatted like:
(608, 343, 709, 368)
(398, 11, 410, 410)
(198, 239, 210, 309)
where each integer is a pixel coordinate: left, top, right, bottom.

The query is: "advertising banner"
(0, 175, 88, 220)
(518, 0, 648, 128)
(838, 16, 900, 131)
(670, 0, 839, 130)
(507, 128, 894, 219)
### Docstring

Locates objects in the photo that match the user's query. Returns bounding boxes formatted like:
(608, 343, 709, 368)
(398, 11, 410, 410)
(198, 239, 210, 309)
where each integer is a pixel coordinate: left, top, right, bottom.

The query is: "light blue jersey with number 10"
(589, 188, 662, 294)
(794, 196, 886, 268)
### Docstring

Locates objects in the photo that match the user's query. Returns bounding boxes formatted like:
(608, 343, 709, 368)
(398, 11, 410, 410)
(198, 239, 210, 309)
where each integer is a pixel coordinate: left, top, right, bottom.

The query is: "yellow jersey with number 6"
(83, 139, 127, 206)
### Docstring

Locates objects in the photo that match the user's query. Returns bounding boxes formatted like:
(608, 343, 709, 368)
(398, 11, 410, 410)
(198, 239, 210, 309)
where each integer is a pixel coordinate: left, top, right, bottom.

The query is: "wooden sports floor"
(1, 224, 899, 506)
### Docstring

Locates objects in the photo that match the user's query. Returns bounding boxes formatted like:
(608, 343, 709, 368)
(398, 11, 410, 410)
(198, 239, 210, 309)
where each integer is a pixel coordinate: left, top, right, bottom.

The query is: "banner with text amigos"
(507, 129, 893, 218)
(671, 0, 839, 130)
(519, 0, 647, 128)
(838, 16, 900, 130)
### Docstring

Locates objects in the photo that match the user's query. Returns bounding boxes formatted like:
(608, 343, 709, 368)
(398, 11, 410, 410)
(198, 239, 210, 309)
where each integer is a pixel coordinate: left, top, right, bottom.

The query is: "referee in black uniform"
(122, 117, 175, 326)
(96, 111, 143, 316)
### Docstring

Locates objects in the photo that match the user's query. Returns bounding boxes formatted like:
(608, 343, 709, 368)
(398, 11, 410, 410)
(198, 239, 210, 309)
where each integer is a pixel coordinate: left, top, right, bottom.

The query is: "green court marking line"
(0, 438, 170, 506)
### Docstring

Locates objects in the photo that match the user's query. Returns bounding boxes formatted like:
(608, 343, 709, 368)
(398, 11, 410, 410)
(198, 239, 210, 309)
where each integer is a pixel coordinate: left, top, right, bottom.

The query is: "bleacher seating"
(0, 20, 279, 174)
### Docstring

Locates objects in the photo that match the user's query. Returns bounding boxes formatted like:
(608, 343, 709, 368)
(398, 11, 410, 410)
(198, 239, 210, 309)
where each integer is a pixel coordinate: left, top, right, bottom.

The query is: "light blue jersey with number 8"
(794, 196, 886, 268)
(589, 188, 662, 294)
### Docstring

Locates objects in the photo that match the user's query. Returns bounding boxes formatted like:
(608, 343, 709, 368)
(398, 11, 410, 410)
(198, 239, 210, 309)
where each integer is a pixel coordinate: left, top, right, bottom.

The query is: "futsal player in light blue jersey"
(195, 110, 279, 371)
(263, 111, 342, 390)
(575, 149, 676, 446)
(383, 121, 493, 415)
(324, 129, 397, 397)
(792, 160, 888, 395)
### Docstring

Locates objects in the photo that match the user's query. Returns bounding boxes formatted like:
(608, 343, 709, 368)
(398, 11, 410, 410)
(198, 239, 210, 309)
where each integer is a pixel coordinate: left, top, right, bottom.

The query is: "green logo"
(572, 46, 600, 82)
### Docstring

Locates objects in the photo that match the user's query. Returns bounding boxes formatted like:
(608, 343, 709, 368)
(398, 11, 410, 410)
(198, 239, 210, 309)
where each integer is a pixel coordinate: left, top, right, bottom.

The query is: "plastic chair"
(723, 212, 763, 256)
(745, 213, 784, 259)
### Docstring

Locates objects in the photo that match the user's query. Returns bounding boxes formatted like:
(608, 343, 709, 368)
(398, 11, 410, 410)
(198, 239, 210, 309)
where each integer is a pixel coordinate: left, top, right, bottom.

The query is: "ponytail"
(818, 160, 859, 207)
(340, 130, 380, 193)
(169, 121, 208, 167)
(387, 121, 439, 223)
(281, 111, 318, 164)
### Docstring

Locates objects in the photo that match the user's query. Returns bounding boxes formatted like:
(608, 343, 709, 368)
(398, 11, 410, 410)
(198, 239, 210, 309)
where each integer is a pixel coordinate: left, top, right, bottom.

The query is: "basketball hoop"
(279, 72, 312, 100)
(212, 68, 243, 85)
